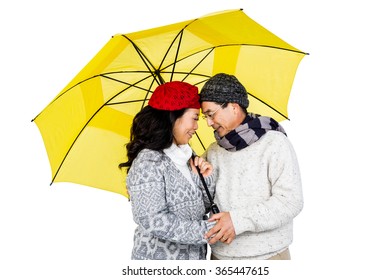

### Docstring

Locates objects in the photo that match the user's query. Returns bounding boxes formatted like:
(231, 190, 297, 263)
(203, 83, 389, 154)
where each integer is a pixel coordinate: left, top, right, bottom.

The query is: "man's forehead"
(201, 101, 218, 112)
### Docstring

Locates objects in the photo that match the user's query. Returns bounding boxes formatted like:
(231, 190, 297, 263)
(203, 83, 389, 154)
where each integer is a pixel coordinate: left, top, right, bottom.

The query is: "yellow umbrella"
(32, 9, 307, 198)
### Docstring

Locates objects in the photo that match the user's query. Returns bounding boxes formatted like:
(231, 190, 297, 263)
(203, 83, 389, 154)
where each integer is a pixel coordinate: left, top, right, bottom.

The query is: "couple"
(119, 73, 304, 260)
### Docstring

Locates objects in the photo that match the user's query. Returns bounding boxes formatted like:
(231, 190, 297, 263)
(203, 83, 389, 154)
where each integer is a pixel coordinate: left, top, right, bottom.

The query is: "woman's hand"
(190, 156, 213, 177)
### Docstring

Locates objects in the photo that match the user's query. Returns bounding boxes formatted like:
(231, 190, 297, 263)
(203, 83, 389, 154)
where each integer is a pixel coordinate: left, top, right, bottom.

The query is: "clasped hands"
(204, 212, 236, 245)
(190, 157, 236, 244)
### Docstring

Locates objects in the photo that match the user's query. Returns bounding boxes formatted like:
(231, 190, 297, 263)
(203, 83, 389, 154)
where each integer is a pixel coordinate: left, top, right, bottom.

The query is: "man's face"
(201, 101, 234, 137)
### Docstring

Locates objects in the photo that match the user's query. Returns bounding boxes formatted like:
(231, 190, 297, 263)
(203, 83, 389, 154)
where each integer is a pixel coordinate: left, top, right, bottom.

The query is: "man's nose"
(206, 117, 214, 126)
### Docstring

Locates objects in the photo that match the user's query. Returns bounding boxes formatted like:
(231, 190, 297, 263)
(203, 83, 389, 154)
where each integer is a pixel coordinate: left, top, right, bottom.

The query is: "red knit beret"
(148, 81, 200, 110)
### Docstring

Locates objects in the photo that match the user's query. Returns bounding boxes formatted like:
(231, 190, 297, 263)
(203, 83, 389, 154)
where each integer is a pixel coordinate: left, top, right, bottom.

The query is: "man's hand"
(204, 212, 236, 244)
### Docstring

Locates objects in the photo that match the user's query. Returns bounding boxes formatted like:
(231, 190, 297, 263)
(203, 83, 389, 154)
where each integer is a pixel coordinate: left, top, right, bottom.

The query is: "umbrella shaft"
(191, 155, 219, 214)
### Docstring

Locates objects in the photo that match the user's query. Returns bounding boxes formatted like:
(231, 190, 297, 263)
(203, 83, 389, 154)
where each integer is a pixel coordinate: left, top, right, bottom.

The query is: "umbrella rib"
(51, 62, 172, 184)
(32, 72, 149, 121)
(157, 42, 214, 80)
(32, 70, 159, 122)
(35, 9, 305, 192)
(157, 43, 306, 84)
(44, 41, 301, 182)
(101, 72, 159, 108)
(121, 35, 165, 85)
(162, 18, 200, 82)
(108, 99, 151, 106)
(49, 82, 140, 184)
(33, 41, 304, 122)
(122, 18, 199, 84)
(102, 74, 156, 108)
(162, 43, 306, 71)
(253, 44, 308, 55)
(32, 75, 99, 121)
(178, 48, 215, 82)
(102, 73, 152, 88)
(169, 30, 184, 82)
(247, 92, 289, 120)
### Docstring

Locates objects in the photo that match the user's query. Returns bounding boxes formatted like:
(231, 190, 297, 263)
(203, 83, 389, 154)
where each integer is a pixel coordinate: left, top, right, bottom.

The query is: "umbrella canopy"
(33, 9, 307, 197)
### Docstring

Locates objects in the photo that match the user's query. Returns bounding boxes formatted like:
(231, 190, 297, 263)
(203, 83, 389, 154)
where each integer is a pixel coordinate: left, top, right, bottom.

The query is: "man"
(200, 73, 303, 260)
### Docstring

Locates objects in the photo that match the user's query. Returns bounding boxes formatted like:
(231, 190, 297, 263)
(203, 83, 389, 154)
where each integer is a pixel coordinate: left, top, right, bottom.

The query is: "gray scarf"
(215, 113, 286, 152)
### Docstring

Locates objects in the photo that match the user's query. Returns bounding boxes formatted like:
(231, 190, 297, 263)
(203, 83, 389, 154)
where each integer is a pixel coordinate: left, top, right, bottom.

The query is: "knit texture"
(204, 131, 303, 259)
(127, 149, 214, 260)
(216, 113, 286, 151)
(200, 73, 249, 108)
(163, 143, 194, 187)
(148, 81, 200, 110)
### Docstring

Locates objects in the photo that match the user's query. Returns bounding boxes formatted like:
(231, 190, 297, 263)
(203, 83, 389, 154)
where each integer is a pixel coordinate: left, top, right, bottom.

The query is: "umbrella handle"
(191, 154, 220, 214)
(210, 203, 220, 215)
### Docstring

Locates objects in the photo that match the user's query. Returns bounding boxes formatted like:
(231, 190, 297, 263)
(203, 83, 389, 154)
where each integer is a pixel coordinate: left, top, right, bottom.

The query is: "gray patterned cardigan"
(126, 149, 215, 260)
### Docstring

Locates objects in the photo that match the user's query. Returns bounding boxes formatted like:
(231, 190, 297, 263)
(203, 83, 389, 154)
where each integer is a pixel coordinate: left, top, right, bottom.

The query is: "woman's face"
(173, 108, 200, 145)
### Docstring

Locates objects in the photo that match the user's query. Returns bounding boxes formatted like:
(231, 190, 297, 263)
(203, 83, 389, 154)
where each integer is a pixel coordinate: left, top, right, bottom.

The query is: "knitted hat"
(148, 81, 200, 110)
(199, 73, 249, 108)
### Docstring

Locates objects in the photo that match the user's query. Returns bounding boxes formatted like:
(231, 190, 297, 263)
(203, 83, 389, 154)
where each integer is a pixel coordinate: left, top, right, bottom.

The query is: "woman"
(119, 81, 215, 260)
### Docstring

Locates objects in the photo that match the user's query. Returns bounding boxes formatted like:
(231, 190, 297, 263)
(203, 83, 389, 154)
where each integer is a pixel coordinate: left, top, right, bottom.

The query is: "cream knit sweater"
(204, 131, 303, 259)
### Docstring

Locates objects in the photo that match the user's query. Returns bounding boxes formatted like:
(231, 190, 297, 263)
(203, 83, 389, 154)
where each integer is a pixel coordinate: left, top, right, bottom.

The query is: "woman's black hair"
(118, 105, 186, 172)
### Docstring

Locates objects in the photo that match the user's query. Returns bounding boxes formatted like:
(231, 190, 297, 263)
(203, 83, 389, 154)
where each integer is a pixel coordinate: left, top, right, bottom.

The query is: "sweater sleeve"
(128, 152, 213, 245)
(229, 133, 304, 235)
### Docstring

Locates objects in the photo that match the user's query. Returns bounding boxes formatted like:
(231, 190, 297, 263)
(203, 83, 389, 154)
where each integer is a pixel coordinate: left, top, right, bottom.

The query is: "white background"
(1, 0, 389, 279)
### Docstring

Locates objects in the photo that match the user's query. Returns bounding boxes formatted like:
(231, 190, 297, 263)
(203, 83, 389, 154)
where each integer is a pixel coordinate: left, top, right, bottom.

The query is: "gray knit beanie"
(199, 73, 249, 108)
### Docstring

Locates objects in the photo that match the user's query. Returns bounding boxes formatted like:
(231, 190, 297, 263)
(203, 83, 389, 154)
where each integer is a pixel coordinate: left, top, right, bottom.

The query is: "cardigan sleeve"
(127, 151, 213, 245)
(229, 132, 304, 235)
